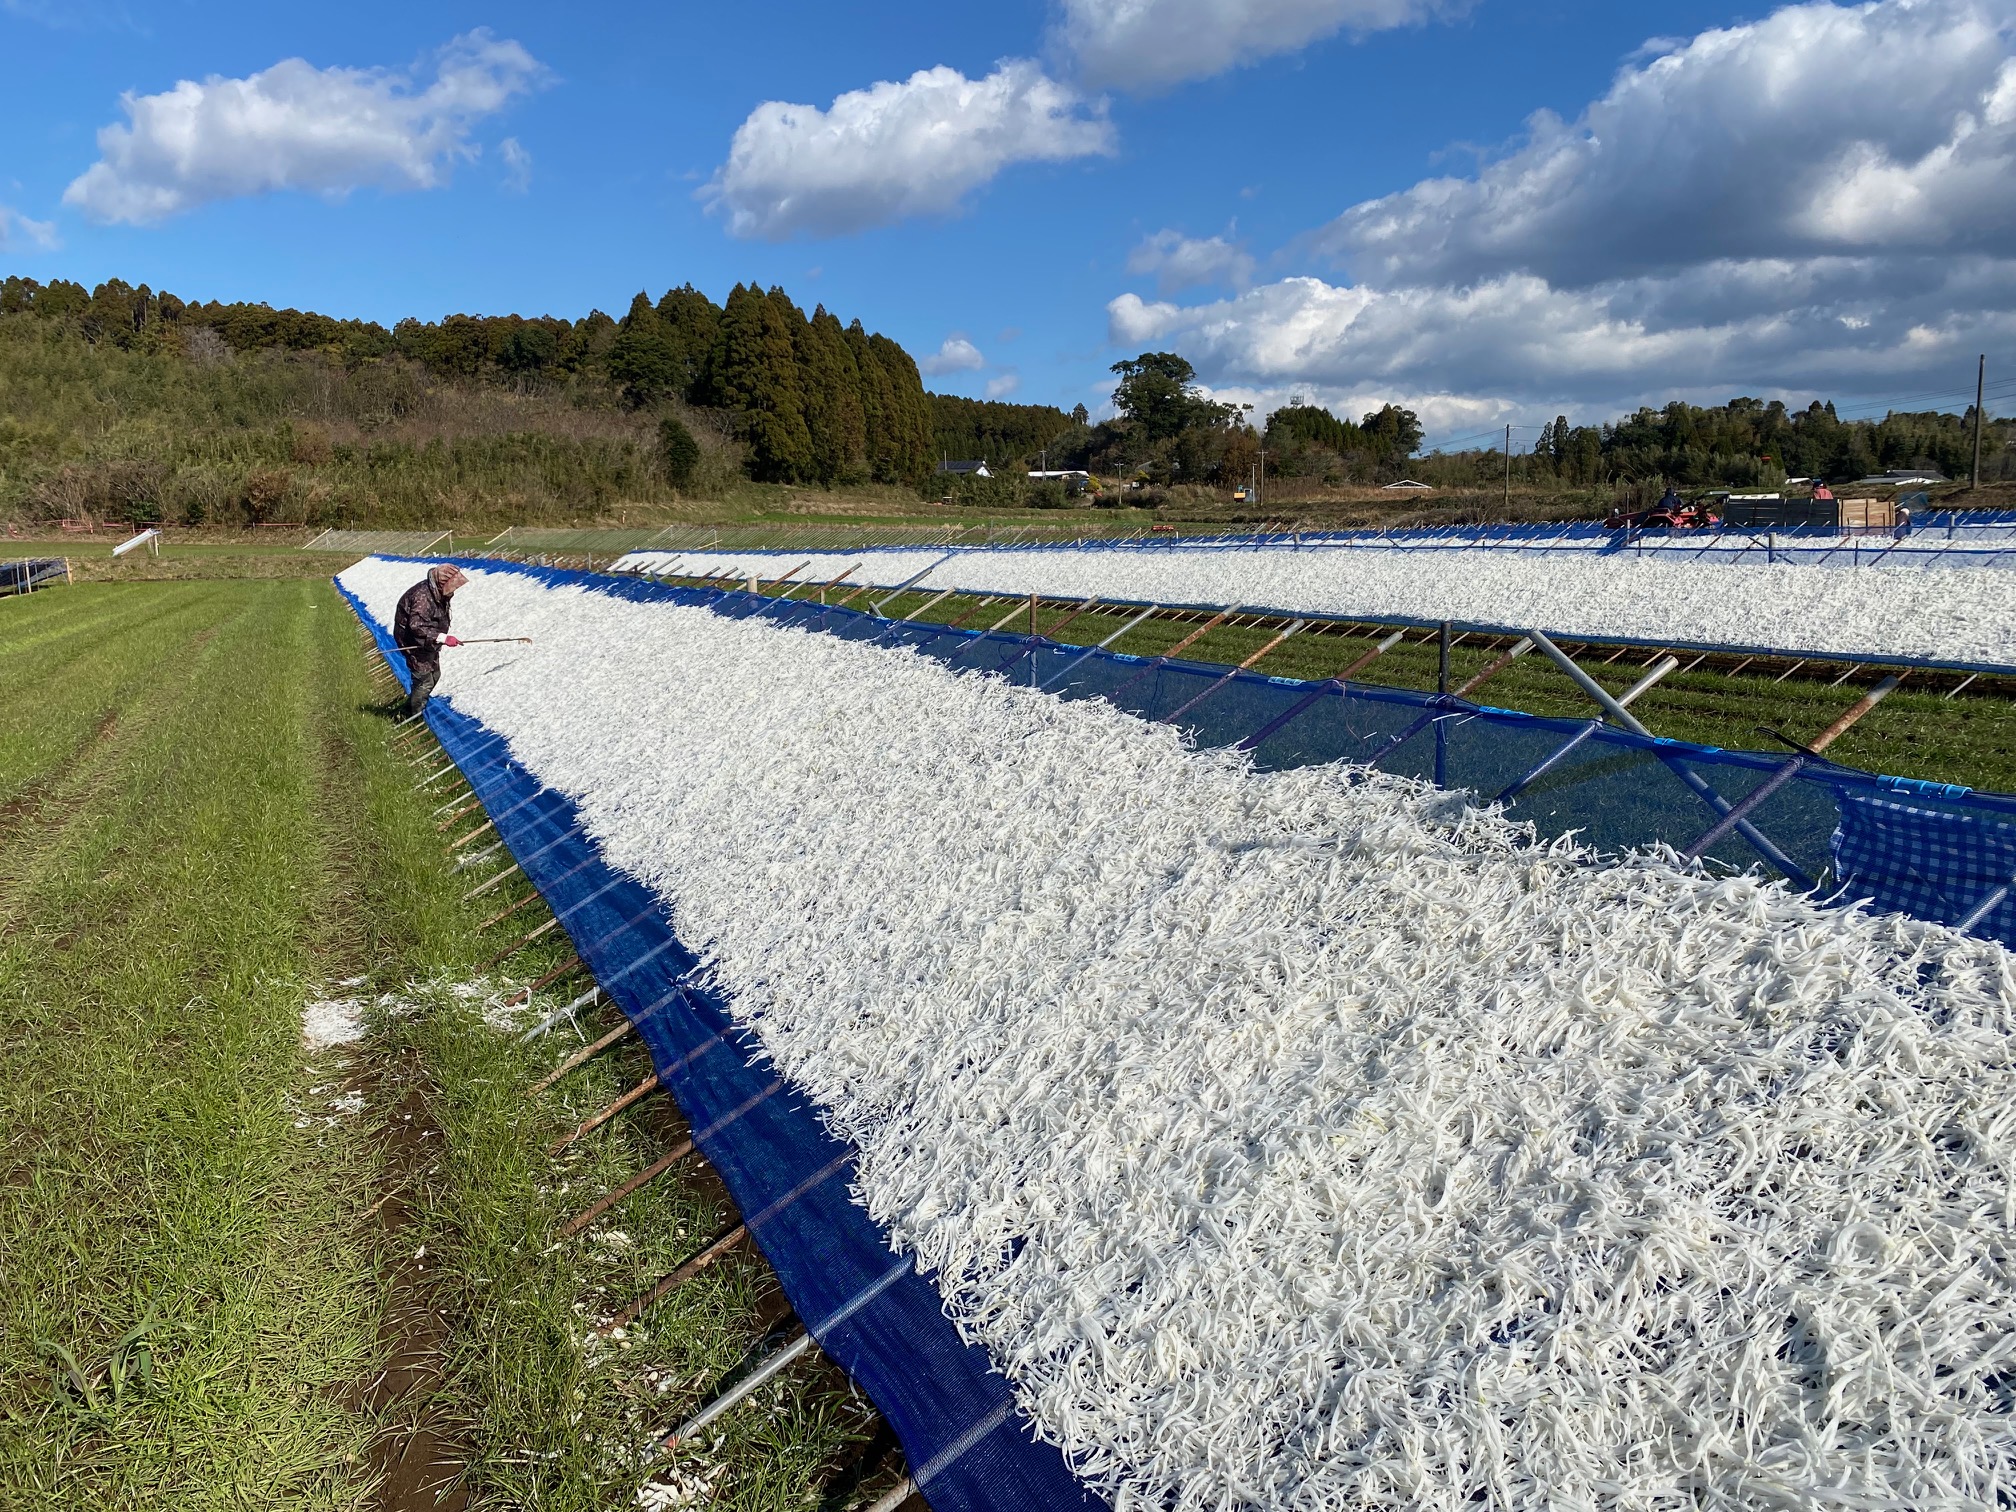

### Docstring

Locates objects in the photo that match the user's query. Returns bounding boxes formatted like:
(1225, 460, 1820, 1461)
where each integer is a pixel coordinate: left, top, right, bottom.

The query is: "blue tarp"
(338, 578, 1105, 1512)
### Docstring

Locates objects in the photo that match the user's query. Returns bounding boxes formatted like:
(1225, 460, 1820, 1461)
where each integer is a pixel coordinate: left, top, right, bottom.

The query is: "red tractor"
(1605, 492, 1721, 531)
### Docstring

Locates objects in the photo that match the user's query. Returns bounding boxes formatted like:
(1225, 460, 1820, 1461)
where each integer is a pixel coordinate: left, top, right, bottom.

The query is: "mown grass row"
(0, 581, 380, 1507)
(0, 576, 891, 1508)
(345, 633, 886, 1510)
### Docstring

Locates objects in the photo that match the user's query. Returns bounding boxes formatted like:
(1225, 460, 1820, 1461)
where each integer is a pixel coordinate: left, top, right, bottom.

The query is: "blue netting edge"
(337, 579, 1107, 1512)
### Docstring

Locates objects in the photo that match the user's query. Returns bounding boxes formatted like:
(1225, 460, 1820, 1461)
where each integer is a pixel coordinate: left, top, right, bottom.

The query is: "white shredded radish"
(345, 558, 2016, 1512)
(616, 543, 2016, 666)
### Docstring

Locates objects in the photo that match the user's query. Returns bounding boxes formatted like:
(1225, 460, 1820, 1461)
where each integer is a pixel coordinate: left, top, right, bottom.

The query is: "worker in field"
(393, 564, 467, 717)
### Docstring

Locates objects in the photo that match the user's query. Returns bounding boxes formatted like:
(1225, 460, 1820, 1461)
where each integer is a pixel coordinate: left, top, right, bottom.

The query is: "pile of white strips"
(613, 544, 2016, 668)
(343, 558, 2016, 1511)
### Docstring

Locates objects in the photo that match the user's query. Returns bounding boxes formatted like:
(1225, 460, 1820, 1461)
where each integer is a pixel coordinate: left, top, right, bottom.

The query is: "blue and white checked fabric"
(1833, 791, 2016, 945)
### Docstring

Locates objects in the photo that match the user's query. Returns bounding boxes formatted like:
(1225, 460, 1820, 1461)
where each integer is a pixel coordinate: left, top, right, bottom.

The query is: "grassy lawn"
(0, 578, 885, 1510)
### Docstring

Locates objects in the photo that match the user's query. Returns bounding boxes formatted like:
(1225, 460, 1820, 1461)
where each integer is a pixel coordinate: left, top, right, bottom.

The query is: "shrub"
(657, 415, 701, 489)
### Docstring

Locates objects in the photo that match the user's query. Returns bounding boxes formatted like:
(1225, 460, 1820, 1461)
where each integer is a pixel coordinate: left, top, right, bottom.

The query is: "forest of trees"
(1412, 397, 2008, 492)
(928, 394, 1083, 467)
(0, 273, 936, 488)
(2, 273, 2005, 510)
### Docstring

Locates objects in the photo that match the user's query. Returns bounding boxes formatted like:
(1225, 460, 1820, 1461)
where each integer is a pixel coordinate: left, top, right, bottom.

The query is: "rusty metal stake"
(479, 915, 561, 971)
(509, 954, 584, 1005)
(434, 795, 484, 831)
(551, 1073, 660, 1154)
(477, 889, 544, 932)
(606, 1224, 748, 1333)
(558, 1138, 694, 1239)
(1160, 620, 1308, 726)
(527, 1016, 638, 1097)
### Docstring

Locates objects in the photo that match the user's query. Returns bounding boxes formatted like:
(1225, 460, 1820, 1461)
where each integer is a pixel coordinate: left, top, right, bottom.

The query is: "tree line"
(0, 274, 940, 488)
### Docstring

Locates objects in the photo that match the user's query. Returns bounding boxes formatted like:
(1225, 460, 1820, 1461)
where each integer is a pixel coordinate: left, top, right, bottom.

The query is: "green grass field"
(0, 577, 891, 1510)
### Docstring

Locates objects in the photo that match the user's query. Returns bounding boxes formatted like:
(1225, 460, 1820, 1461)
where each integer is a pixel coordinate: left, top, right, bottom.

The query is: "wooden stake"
(551, 1073, 660, 1154)
(528, 1017, 638, 1098)
(450, 818, 497, 851)
(557, 1138, 694, 1238)
(463, 863, 523, 901)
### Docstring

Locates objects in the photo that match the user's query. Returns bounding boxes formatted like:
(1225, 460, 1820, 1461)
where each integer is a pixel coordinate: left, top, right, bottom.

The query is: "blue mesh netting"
(338, 577, 1105, 1512)
(341, 556, 2016, 1511)
(560, 560, 2016, 946)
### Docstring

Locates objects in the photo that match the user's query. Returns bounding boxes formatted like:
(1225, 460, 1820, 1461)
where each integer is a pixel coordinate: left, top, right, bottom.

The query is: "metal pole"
(1492, 655, 1680, 804)
(1437, 621, 1451, 695)
(1973, 353, 1986, 491)
(1037, 604, 1161, 690)
(1680, 674, 1901, 860)
(1503, 425, 1511, 514)
(1527, 629, 1816, 886)
(660, 1330, 815, 1448)
(1956, 864, 2016, 934)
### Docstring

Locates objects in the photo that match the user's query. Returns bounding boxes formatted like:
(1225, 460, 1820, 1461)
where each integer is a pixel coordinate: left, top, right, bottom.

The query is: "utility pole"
(1258, 448, 1266, 508)
(1973, 354, 1986, 491)
(1503, 425, 1512, 514)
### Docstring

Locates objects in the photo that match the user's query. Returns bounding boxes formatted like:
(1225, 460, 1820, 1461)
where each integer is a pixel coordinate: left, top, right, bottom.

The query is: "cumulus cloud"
(1110, 0, 2016, 423)
(63, 30, 546, 224)
(920, 336, 987, 375)
(0, 204, 60, 251)
(1318, 0, 2016, 287)
(986, 372, 1023, 398)
(1056, 0, 1456, 91)
(710, 61, 1113, 240)
(1126, 228, 1256, 292)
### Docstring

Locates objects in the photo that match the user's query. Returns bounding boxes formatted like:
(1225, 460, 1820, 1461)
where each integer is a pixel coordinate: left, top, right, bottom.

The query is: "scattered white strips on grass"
(302, 996, 366, 1051)
(616, 543, 2016, 666)
(342, 557, 2016, 1512)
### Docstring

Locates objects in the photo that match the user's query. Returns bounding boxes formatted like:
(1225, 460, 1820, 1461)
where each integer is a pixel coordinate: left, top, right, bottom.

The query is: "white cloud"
(920, 336, 987, 375)
(63, 30, 547, 225)
(1126, 228, 1256, 292)
(1111, 0, 2016, 423)
(1056, 0, 1455, 91)
(0, 203, 60, 251)
(986, 372, 1023, 399)
(1318, 0, 2016, 287)
(709, 60, 1113, 240)
(499, 136, 531, 192)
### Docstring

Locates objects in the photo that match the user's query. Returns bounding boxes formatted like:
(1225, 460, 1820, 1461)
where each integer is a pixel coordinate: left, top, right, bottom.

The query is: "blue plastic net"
(337, 576, 1106, 1512)
(339, 557, 2016, 1512)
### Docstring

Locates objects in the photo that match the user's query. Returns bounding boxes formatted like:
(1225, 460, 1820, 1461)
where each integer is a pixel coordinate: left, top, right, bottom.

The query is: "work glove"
(439, 635, 461, 647)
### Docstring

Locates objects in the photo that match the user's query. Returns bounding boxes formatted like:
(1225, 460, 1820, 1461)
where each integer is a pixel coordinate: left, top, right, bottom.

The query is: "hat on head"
(430, 564, 468, 589)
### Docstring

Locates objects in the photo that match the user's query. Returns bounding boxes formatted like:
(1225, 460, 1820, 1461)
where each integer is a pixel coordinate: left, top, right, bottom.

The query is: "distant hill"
(0, 273, 1103, 528)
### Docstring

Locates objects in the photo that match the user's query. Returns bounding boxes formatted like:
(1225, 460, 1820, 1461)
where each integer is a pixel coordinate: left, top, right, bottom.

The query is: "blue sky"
(4, 0, 2014, 447)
